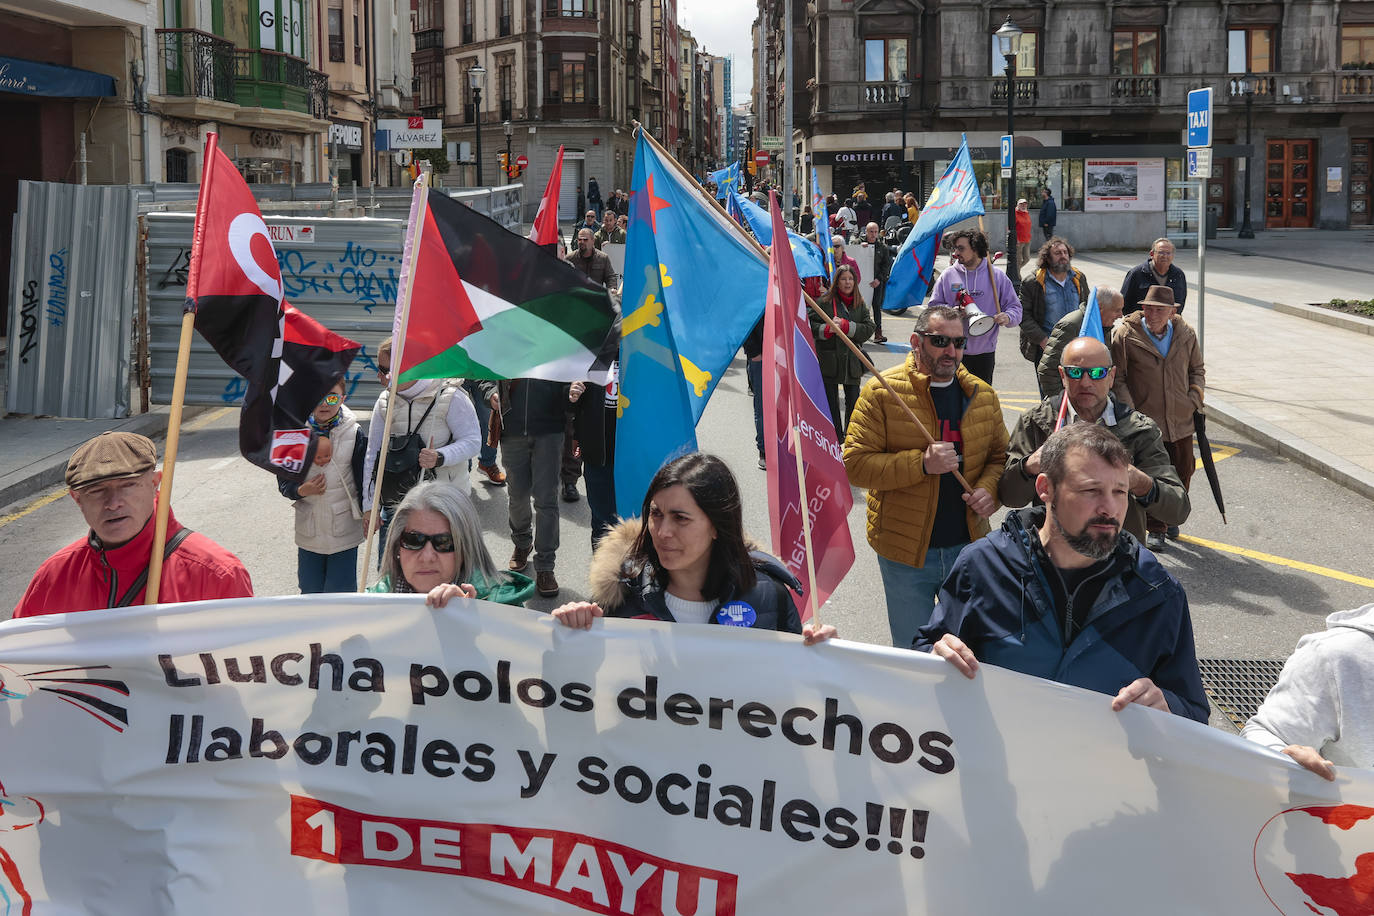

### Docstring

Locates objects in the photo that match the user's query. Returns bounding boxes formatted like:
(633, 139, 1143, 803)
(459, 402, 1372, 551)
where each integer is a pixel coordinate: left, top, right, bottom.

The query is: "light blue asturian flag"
(1081, 285, 1107, 345)
(885, 136, 986, 310)
(729, 189, 828, 279)
(810, 166, 834, 280)
(709, 162, 743, 200)
(615, 132, 770, 517)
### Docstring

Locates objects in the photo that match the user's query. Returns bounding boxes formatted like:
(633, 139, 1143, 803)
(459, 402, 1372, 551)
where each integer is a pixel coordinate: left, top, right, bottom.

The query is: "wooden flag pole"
(633, 124, 974, 494)
(359, 170, 432, 588)
(791, 424, 823, 627)
(146, 311, 195, 605)
(148, 133, 225, 605)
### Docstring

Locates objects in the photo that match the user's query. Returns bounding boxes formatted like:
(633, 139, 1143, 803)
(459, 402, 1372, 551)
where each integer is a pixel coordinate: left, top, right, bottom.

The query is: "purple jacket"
(928, 260, 1023, 356)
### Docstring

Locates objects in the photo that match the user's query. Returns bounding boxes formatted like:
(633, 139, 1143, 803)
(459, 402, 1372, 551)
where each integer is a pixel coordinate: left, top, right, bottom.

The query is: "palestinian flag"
(393, 185, 619, 385)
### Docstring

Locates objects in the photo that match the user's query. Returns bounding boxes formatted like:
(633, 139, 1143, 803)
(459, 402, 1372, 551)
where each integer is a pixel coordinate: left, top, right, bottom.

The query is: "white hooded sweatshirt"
(1241, 603, 1374, 769)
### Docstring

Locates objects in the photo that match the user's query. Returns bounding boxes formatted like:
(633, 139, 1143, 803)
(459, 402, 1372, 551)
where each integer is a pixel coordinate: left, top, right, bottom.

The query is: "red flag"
(528, 145, 565, 247)
(762, 192, 856, 617)
(186, 134, 360, 482)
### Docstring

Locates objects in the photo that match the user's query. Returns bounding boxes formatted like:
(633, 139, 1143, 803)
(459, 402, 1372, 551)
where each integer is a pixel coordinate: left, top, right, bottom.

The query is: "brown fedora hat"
(1140, 285, 1177, 309)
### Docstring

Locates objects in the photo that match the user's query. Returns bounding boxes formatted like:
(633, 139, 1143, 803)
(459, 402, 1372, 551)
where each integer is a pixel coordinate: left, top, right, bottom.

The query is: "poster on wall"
(1085, 159, 1165, 211)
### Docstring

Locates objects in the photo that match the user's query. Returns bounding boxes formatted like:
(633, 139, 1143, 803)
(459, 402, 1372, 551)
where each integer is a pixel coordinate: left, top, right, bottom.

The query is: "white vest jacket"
(294, 406, 366, 554)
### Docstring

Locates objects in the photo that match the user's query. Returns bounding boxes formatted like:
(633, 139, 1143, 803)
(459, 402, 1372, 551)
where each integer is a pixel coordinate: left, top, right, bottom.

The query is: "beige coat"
(1110, 314, 1206, 442)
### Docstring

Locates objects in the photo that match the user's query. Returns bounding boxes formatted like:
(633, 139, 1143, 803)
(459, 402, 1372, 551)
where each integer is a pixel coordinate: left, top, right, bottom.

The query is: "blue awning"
(0, 55, 116, 98)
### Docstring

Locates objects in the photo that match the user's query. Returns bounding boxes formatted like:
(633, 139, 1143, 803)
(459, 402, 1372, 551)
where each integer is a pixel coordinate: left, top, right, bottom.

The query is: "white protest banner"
(0, 596, 1370, 915)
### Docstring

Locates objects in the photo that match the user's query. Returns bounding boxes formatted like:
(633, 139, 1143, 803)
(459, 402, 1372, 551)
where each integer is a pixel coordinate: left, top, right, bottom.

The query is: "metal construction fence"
(145, 213, 403, 409)
(4, 181, 139, 418)
(5, 179, 523, 419)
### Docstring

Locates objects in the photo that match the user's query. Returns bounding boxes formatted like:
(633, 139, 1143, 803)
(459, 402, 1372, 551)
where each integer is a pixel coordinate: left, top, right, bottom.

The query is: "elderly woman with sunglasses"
(368, 480, 534, 606)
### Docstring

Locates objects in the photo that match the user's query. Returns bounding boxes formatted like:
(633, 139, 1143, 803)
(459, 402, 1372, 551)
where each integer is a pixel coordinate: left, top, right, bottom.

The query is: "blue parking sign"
(1187, 88, 1212, 148)
(1001, 135, 1013, 170)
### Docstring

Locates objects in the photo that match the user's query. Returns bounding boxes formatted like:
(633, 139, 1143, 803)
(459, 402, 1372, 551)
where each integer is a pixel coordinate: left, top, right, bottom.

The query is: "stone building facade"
(764, 0, 1374, 242)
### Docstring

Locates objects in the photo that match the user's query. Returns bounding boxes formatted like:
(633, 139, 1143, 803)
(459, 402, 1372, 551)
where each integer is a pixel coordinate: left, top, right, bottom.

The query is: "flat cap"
(65, 431, 157, 490)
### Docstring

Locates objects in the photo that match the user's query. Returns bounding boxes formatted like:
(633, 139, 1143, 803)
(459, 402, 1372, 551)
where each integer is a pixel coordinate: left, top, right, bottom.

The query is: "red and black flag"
(184, 134, 360, 482)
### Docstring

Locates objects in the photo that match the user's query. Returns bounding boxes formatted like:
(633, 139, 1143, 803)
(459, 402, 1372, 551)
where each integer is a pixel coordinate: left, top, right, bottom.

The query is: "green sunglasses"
(1062, 366, 1111, 380)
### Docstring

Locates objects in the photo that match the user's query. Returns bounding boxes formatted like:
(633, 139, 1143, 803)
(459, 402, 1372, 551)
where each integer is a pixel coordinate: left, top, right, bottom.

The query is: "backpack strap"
(114, 527, 195, 608)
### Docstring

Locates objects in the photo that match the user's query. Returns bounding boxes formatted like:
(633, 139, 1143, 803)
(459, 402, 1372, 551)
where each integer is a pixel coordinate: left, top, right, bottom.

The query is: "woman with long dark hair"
(811, 262, 874, 437)
(552, 453, 835, 643)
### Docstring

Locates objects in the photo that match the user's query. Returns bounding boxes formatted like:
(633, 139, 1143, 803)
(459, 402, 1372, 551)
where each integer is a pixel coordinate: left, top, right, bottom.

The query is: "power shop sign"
(0, 596, 1369, 915)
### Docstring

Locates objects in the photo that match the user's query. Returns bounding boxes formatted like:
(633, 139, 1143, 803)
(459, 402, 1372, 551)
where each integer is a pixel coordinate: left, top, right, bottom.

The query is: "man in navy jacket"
(915, 423, 1209, 722)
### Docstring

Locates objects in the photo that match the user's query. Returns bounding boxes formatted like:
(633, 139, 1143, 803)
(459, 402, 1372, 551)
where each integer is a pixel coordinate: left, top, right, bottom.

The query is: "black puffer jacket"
(588, 521, 803, 633)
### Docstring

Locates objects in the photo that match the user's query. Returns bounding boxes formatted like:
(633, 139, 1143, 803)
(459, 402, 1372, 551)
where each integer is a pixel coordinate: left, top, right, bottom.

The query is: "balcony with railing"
(155, 29, 237, 118)
(937, 71, 1373, 115)
(235, 48, 329, 128)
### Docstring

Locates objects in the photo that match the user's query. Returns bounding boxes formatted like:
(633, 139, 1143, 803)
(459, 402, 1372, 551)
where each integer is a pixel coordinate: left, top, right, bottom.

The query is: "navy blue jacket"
(915, 507, 1210, 722)
(1039, 194, 1057, 229)
(611, 551, 804, 634)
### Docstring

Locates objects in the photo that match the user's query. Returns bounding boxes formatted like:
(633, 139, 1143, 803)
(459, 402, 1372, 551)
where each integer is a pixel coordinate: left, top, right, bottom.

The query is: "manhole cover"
(1197, 658, 1287, 731)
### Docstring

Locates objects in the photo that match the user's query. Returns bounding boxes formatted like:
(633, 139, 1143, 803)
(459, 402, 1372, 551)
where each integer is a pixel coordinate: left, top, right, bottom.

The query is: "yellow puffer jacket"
(843, 357, 1008, 568)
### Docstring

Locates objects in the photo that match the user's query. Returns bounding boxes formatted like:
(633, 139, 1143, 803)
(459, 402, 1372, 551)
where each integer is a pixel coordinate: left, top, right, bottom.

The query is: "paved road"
(3, 316, 1372, 732)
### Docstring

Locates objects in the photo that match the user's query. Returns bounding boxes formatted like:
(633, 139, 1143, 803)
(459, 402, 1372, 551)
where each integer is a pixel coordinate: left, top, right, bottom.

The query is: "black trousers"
(961, 352, 996, 385)
(824, 380, 861, 438)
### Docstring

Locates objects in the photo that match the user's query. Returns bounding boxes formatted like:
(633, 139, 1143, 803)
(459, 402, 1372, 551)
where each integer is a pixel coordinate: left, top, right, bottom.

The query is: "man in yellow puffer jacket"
(843, 305, 1009, 648)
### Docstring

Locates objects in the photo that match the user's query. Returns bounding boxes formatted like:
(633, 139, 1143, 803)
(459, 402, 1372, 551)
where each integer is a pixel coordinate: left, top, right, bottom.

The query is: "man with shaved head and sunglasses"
(1001, 335, 1190, 546)
(843, 305, 1009, 648)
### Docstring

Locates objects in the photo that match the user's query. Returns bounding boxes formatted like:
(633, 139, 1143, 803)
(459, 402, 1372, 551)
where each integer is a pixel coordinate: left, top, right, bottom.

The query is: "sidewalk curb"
(1271, 301, 1374, 336)
(1206, 396, 1374, 504)
(0, 408, 208, 511)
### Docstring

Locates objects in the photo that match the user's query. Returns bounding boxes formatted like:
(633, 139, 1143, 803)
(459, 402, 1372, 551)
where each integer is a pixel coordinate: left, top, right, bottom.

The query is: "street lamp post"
(897, 76, 911, 196)
(1239, 73, 1256, 239)
(469, 65, 486, 186)
(503, 119, 513, 183)
(995, 16, 1023, 288)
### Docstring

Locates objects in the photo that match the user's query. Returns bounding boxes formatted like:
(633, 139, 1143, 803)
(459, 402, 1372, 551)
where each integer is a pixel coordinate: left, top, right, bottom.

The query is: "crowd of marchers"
(9, 217, 1366, 787)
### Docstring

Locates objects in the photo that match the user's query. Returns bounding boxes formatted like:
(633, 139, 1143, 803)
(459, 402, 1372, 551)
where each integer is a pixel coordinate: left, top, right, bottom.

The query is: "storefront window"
(238, 157, 303, 184)
(1064, 159, 1084, 211)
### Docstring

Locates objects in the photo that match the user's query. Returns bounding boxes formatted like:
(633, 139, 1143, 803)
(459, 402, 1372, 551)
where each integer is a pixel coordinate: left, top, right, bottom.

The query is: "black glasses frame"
(399, 530, 456, 553)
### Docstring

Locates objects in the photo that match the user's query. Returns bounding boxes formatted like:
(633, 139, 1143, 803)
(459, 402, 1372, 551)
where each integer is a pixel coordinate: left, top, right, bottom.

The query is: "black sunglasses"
(376, 365, 391, 376)
(399, 530, 456, 553)
(920, 333, 967, 349)
(1062, 366, 1111, 381)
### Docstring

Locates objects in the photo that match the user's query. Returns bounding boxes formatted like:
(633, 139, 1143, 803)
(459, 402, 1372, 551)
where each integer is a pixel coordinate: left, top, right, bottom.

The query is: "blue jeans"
(465, 381, 499, 467)
(298, 547, 359, 594)
(583, 462, 618, 547)
(877, 544, 969, 649)
(747, 357, 764, 456)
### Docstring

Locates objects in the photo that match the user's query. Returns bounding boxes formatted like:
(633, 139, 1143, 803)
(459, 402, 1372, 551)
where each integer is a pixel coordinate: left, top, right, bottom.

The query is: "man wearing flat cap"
(13, 431, 252, 618)
(1110, 285, 1206, 552)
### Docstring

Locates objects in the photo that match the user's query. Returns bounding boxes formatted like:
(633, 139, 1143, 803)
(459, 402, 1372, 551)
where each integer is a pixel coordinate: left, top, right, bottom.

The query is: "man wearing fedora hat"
(1110, 285, 1206, 551)
(13, 432, 252, 618)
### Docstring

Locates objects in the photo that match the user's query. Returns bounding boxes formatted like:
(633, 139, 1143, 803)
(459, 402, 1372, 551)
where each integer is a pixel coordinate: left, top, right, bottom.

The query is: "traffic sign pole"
(1187, 87, 1213, 355)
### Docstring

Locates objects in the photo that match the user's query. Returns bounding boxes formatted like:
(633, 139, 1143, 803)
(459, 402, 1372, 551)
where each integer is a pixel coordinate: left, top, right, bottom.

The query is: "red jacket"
(13, 509, 253, 618)
(1015, 209, 1032, 244)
